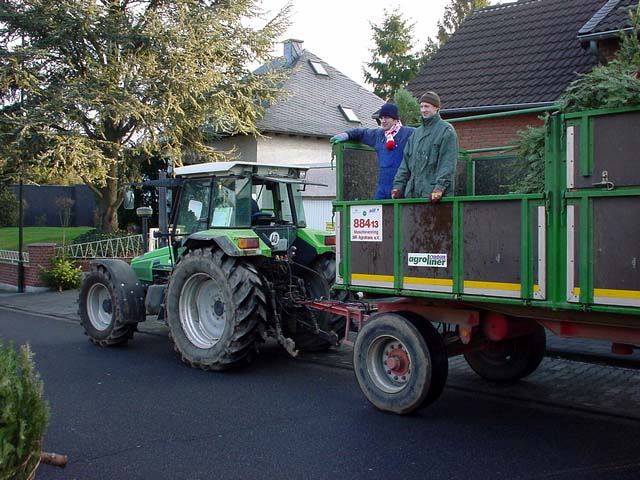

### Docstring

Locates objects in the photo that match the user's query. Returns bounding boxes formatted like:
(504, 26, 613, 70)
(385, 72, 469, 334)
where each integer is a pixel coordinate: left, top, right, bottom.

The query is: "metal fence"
(0, 249, 29, 264)
(58, 235, 144, 259)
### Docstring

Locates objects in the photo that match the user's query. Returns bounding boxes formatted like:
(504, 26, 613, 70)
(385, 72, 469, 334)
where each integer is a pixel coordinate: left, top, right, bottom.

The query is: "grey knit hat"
(419, 91, 441, 108)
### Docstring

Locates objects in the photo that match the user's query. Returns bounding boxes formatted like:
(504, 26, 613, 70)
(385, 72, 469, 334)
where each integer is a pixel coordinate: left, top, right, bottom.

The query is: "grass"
(0, 227, 94, 251)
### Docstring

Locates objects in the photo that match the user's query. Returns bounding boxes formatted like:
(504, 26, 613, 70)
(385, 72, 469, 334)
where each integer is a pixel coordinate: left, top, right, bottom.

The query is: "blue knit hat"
(379, 103, 399, 120)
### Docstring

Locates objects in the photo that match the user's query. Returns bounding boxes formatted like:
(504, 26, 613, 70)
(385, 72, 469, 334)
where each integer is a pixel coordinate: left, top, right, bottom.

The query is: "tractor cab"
(171, 161, 314, 253)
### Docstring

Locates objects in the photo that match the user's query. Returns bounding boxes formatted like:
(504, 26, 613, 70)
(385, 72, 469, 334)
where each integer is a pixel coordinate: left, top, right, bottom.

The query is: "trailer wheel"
(166, 248, 266, 370)
(354, 313, 448, 415)
(464, 324, 546, 383)
(290, 253, 353, 352)
(79, 267, 136, 346)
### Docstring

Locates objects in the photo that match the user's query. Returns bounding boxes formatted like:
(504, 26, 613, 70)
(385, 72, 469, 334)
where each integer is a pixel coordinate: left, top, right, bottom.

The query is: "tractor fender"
(89, 259, 146, 323)
(184, 234, 246, 257)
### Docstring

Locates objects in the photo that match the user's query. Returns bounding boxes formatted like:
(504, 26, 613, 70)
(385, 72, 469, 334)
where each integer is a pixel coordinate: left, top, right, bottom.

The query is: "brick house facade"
(407, 0, 638, 152)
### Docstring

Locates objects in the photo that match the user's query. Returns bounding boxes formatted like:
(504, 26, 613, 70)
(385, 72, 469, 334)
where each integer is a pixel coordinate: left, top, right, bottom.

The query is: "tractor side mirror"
(123, 188, 135, 210)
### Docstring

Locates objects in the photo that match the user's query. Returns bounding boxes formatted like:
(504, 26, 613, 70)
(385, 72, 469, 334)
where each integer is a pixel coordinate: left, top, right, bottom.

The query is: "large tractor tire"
(464, 323, 546, 383)
(79, 265, 137, 346)
(289, 253, 354, 352)
(353, 312, 448, 415)
(165, 248, 266, 371)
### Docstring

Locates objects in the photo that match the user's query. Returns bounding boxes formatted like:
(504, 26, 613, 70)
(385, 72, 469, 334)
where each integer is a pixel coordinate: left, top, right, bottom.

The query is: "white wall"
(209, 135, 258, 161)
(257, 134, 332, 165)
(303, 199, 335, 232)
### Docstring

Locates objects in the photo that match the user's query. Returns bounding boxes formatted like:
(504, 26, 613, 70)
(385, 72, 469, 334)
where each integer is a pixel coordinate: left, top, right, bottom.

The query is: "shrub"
(70, 228, 127, 245)
(39, 255, 82, 291)
(0, 342, 49, 480)
(0, 184, 19, 227)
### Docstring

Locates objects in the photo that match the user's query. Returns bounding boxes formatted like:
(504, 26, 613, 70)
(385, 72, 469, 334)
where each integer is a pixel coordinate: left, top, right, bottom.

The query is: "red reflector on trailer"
(238, 238, 259, 249)
(324, 235, 336, 246)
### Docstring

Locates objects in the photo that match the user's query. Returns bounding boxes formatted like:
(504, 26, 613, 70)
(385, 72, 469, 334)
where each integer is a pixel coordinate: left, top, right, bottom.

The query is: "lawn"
(0, 227, 94, 251)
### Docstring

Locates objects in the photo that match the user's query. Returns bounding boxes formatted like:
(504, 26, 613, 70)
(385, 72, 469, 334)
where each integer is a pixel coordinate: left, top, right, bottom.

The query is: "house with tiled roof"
(578, 0, 639, 60)
(406, 0, 637, 152)
(211, 39, 383, 165)
(209, 39, 384, 230)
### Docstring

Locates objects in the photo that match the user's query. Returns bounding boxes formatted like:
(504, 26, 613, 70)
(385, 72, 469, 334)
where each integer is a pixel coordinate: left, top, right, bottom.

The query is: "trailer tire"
(78, 266, 136, 346)
(354, 312, 448, 415)
(290, 253, 354, 352)
(464, 324, 546, 383)
(166, 248, 266, 371)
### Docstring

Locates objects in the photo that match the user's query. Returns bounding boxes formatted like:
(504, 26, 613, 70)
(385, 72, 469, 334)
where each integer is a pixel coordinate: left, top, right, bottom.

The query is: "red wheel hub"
(385, 346, 410, 376)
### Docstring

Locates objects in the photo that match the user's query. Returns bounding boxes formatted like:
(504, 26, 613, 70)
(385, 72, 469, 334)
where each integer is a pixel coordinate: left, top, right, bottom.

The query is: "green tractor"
(78, 161, 347, 369)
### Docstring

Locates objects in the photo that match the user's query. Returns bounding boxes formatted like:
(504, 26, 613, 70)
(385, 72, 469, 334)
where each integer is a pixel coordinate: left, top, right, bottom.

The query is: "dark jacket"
(346, 125, 415, 199)
(392, 113, 458, 198)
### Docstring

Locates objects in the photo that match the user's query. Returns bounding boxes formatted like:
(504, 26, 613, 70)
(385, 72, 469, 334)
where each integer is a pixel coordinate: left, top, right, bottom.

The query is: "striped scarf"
(384, 120, 403, 150)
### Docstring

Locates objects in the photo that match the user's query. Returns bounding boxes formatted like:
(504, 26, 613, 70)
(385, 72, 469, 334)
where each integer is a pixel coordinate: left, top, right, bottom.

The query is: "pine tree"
(363, 11, 423, 100)
(437, 0, 491, 45)
(0, 342, 49, 480)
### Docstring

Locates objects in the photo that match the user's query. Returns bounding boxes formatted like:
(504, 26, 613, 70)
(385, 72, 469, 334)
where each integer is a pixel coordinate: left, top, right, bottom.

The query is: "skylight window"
(339, 105, 360, 123)
(309, 60, 329, 76)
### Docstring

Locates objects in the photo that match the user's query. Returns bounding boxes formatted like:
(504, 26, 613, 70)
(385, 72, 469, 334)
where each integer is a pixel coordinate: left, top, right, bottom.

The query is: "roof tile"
(407, 0, 609, 111)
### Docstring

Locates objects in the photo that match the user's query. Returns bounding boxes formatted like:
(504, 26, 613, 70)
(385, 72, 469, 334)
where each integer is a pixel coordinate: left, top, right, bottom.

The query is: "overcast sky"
(257, 1, 498, 90)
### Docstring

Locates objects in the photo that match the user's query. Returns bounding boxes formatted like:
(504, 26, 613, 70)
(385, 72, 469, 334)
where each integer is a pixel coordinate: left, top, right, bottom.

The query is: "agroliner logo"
(408, 253, 448, 268)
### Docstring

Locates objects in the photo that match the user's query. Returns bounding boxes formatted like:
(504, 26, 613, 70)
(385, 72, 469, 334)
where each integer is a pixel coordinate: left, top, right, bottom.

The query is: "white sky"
(257, 1, 497, 90)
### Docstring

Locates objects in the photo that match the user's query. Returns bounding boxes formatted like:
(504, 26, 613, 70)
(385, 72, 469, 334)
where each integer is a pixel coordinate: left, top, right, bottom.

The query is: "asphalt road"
(2, 310, 640, 480)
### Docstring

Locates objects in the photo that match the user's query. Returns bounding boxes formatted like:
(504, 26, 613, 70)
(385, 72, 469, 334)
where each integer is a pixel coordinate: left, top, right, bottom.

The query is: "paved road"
(2, 309, 640, 480)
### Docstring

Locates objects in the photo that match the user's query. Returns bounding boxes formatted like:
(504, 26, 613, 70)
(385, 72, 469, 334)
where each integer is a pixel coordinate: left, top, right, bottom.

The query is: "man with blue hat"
(330, 103, 414, 200)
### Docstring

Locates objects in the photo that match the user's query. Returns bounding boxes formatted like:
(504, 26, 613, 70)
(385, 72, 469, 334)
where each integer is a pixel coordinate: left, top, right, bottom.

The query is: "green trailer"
(324, 105, 640, 414)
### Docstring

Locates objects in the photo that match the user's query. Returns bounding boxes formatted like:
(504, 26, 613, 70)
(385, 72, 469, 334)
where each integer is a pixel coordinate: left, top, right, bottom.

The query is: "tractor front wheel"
(78, 266, 136, 346)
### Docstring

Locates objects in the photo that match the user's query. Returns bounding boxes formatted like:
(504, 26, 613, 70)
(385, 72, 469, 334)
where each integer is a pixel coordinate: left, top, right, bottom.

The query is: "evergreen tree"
(437, 0, 491, 45)
(0, 342, 49, 480)
(393, 88, 421, 125)
(363, 11, 422, 100)
(0, 0, 290, 232)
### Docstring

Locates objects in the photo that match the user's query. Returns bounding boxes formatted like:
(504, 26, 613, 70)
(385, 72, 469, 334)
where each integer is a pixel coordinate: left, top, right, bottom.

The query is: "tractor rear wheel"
(79, 266, 136, 346)
(353, 312, 448, 415)
(165, 248, 266, 371)
(464, 324, 546, 383)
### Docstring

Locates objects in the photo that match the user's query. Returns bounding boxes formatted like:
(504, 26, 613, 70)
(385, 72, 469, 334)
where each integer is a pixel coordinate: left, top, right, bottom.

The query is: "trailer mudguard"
(89, 259, 146, 323)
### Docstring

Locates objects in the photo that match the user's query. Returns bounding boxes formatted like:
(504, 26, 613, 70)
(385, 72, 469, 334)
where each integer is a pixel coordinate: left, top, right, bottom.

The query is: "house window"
(339, 105, 360, 123)
(309, 60, 329, 76)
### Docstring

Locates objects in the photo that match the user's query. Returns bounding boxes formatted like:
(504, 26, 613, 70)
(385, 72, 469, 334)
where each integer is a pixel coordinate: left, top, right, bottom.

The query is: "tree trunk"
(97, 165, 120, 233)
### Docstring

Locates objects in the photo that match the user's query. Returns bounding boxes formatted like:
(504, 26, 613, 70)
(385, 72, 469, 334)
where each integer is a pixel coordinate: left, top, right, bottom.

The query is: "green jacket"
(392, 113, 459, 198)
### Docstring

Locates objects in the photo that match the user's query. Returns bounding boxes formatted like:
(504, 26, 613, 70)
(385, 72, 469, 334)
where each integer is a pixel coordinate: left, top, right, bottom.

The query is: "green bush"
(0, 342, 49, 480)
(0, 184, 19, 227)
(70, 228, 127, 245)
(39, 255, 82, 291)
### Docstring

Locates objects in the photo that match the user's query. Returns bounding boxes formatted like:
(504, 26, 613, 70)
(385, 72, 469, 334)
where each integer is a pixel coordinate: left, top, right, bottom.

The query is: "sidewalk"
(2, 288, 640, 420)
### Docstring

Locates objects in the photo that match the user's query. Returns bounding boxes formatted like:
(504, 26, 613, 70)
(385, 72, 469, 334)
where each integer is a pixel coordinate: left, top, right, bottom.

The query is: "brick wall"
(450, 113, 544, 152)
(0, 243, 133, 291)
(0, 243, 57, 291)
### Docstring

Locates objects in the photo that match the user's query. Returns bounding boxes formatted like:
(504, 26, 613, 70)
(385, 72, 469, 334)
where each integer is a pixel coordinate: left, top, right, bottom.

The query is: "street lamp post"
(17, 175, 24, 293)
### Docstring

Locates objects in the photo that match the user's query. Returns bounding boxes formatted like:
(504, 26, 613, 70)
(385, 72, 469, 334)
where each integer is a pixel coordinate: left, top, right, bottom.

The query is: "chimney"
(283, 39, 304, 65)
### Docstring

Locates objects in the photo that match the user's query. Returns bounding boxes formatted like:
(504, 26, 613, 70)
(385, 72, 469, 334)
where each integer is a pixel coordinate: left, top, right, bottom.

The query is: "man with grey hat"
(391, 91, 458, 202)
(330, 102, 414, 200)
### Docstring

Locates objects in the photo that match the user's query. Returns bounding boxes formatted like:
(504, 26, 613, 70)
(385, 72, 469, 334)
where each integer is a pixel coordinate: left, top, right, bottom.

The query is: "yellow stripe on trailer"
(593, 288, 640, 307)
(351, 273, 394, 287)
(403, 276, 453, 293)
(463, 280, 522, 298)
(594, 288, 640, 299)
